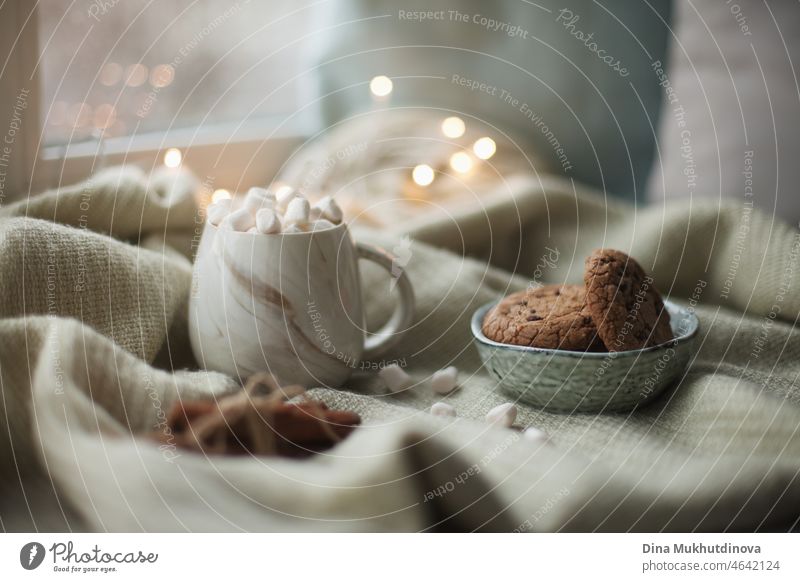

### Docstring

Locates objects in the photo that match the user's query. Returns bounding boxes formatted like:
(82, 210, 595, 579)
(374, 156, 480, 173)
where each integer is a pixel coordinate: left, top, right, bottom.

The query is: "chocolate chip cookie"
(482, 285, 606, 351)
(583, 249, 673, 351)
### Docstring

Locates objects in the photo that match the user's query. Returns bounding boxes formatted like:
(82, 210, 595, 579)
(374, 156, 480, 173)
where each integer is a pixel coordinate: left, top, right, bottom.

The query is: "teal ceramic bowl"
(471, 300, 699, 413)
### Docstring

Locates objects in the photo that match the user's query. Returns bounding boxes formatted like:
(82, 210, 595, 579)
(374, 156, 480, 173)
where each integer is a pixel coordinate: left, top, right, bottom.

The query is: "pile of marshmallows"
(379, 364, 547, 442)
(207, 187, 344, 234)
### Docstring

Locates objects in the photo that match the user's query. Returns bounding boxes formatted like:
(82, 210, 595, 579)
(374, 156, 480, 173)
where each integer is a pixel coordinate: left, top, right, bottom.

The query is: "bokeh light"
(449, 151, 473, 173)
(163, 148, 182, 168)
(124, 63, 148, 87)
(274, 184, 293, 198)
(441, 116, 466, 138)
(150, 64, 175, 88)
(212, 189, 232, 203)
(369, 75, 393, 97)
(99, 63, 123, 86)
(473, 137, 497, 160)
(412, 164, 435, 186)
(67, 102, 92, 128)
(93, 104, 117, 129)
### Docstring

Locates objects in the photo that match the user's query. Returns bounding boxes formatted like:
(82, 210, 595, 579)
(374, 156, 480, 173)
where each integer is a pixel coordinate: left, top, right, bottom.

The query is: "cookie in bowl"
(481, 285, 605, 351)
(584, 249, 673, 351)
(473, 250, 697, 413)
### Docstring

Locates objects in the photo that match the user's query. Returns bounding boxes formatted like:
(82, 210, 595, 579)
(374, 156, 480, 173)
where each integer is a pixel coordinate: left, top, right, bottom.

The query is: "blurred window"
(38, 0, 314, 145)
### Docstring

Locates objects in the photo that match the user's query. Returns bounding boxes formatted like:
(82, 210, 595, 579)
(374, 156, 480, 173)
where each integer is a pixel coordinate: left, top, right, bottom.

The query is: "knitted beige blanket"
(0, 164, 798, 532)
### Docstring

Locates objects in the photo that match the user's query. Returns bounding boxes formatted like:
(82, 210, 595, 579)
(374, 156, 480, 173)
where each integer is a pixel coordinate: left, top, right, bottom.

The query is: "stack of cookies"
(482, 249, 673, 352)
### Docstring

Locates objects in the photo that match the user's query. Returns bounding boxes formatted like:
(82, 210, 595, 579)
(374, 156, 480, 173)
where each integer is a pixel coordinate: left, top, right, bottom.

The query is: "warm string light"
(68, 102, 92, 128)
(410, 116, 500, 185)
(473, 137, 496, 160)
(163, 148, 182, 168)
(412, 164, 435, 187)
(441, 116, 465, 139)
(449, 151, 473, 174)
(150, 64, 175, 88)
(369, 75, 393, 98)
(367, 76, 488, 188)
(273, 183, 293, 198)
(100, 63, 122, 86)
(93, 104, 116, 130)
(124, 63, 148, 87)
(211, 189, 232, 203)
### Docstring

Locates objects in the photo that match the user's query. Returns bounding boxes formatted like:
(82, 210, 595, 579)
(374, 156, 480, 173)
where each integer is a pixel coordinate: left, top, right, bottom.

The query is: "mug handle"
(356, 242, 415, 360)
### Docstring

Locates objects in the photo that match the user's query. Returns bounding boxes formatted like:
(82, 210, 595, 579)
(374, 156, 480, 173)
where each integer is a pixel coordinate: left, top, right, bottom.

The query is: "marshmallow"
(430, 402, 456, 417)
(379, 363, 411, 393)
(523, 426, 548, 443)
(276, 187, 298, 212)
(314, 196, 343, 224)
(486, 403, 517, 427)
(206, 200, 231, 226)
(244, 187, 276, 211)
(430, 366, 458, 395)
(220, 207, 256, 232)
(283, 197, 311, 229)
(256, 208, 282, 234)
(309, 205, 323, 221)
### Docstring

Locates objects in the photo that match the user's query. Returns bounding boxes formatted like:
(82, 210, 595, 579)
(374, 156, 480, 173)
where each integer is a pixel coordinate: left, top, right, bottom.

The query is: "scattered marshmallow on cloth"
(208, 187, 343, 234)
(486, 403, 517, 427)
(430, 366, 458, 395)
(379, 364, 412, 393)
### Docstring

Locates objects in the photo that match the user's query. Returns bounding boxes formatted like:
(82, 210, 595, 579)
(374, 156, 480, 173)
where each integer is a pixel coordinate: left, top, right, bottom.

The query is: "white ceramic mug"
(188, 220, 414, 388)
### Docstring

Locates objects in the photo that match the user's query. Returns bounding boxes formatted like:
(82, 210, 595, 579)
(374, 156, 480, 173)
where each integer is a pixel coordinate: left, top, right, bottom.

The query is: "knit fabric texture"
(0, 164, 798, 532)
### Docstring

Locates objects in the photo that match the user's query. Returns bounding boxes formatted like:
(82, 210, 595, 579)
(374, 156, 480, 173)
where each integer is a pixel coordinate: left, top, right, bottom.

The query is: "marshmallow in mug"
(255, 208, 282, 234)
(315, 195, 344, 224)
(206, 199, 232, 226)
(243, 187, 276, 212)
(276, 187, 298, 212)
(283, 197, 311, 230)
(220, 207, 256, 232)
(208, 187, 344, 235)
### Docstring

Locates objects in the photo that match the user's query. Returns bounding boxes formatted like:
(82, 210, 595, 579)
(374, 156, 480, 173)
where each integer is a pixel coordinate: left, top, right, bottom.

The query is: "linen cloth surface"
(0, 164, 798, 532)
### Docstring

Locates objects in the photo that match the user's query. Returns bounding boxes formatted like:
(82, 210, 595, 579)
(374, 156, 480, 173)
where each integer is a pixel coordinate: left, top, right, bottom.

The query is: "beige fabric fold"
(1, 164, 798, 532)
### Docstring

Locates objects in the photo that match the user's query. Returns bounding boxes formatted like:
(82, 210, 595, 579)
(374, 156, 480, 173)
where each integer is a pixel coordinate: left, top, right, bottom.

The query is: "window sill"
(33, 116, 312, 194)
